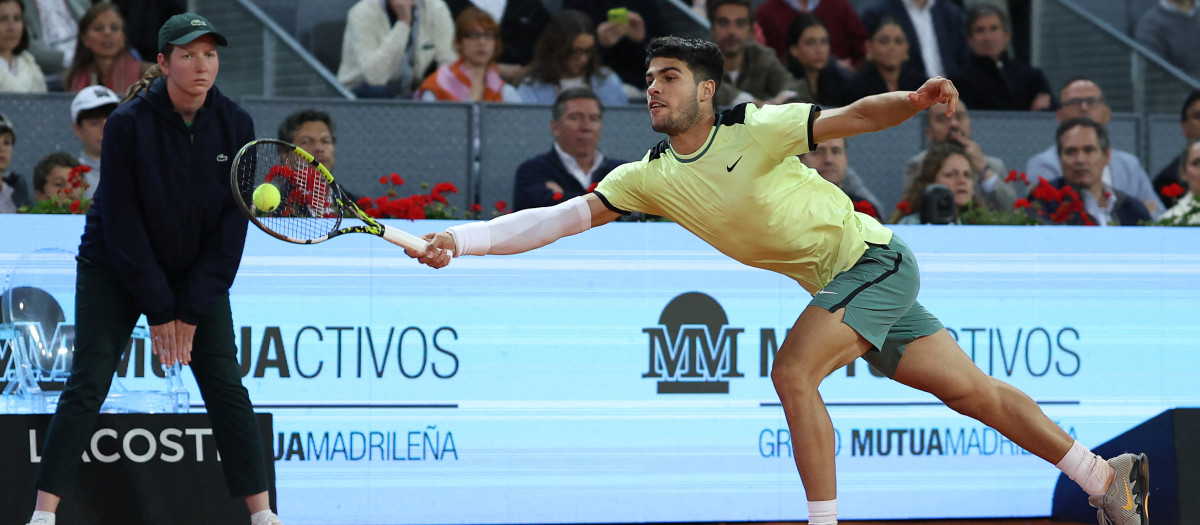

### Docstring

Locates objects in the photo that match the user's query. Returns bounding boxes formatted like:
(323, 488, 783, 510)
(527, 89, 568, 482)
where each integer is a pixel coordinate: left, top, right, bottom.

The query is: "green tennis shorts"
(809, 235, 943, 378)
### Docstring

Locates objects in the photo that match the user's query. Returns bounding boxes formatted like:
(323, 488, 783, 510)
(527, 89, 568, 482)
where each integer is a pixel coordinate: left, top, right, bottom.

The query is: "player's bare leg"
(770, 305, 873, 502)
(891, 328, 1073, 462)
(893, 329, 1149, 525)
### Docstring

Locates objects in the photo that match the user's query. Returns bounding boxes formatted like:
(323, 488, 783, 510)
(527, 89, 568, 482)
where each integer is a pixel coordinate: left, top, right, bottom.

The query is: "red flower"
(357, 197, 373, 209)
(1162, 183, 1186, 199)
(495, 200, 508, 212)
(853, 200, 877, 217)
(69, 200, 80, 213)
(379, 175, 388, 185)
(434, 182, 458, 194)
(895, 200, 912, 214)
(267, 165, 294, 183)
(1005, 170, 1019, 183)
(390, 173, 404, 185)
(470, 203, 482, 213)
(1030, 177, 1062, 203)
(552, 191, 564, 201)
(1012, 198, 1032, 209)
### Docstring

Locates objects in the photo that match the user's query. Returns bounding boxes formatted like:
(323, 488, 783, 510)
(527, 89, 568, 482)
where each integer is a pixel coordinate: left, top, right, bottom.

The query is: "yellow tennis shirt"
(594, 102, 893, 295)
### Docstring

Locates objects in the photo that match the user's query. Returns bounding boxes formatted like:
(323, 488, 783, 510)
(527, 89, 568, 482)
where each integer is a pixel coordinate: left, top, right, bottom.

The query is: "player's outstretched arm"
(812, 76, 959, 144)
(407, 194, 620, 269)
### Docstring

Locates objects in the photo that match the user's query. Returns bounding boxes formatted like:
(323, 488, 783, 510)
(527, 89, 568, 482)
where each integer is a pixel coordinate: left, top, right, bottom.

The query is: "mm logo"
(642, 292, 743, 394)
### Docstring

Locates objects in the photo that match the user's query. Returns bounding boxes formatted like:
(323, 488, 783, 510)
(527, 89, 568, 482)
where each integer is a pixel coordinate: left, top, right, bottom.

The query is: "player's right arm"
(411, 194, 620, 269)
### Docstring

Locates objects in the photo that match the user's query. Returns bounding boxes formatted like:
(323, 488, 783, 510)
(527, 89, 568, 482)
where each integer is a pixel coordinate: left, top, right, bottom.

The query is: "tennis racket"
(229, 139, 429, 252)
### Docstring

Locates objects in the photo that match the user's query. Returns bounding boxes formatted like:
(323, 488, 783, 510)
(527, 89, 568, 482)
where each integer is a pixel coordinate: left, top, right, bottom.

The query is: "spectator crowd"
(2, 0, 1199, 226)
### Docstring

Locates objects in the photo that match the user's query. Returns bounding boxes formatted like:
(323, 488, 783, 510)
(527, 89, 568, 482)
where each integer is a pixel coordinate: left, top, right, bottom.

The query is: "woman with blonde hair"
(24, 12, 284, 525)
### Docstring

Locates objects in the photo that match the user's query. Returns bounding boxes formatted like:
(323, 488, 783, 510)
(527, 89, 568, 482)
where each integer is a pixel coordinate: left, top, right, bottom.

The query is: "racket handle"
(381, 224, 430, 252)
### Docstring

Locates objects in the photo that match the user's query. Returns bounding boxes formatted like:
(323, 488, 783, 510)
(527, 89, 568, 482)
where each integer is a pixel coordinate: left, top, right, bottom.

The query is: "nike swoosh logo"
(727, 156, 742, 172)
(817, 290, 837, 295)
(1121, 479, 1136, 511)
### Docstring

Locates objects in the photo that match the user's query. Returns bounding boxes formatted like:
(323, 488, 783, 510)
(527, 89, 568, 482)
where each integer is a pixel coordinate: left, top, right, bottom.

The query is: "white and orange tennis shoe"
(1089, 452, 1150, 525)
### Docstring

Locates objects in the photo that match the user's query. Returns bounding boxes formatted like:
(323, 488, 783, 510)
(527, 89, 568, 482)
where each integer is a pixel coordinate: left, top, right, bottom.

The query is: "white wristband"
(446, 222, 490, 256)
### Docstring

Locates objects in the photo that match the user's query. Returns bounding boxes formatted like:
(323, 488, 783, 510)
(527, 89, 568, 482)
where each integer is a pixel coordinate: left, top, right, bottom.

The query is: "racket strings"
(236, 141, 339, 242)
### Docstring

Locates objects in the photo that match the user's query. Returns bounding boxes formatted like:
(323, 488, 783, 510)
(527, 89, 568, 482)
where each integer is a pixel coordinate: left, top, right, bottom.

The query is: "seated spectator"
(517, 10, 627, 107)
(799, 137, 883, 218)
(847, 15, 923, 102)
(416, 8, 520, 102)
(0, 111, 32, 212)
(1024, 77, 1164, 215)
(278, 109, 337, 173)
(108, 0, 185, 64)
(564, 0, 662, 93)
(337, 0, 458, 99)
(513, 88, 626, 211)
(784, 12, 851, 107)
(64, 3, 150, 94)
(709, 0, 808, 108)
(70, 85, 120, 197)
(32, 151, 83, 205)
(1153, 90, 1200, 207)
(444, 0, 549, 84)
(892, 141, 981, 224)
(953, 3, 1052, 111)
(0, 0, 47, 93)
(1134, 0, 1200, 80)
(1028, 117, 1151, 226)
(755, 0, 866, 69)
(1158, 137, 1200, 224)
(21, 0, 88, 77)
(905, 99, 1020, 211)
(861, 0, 969, 79)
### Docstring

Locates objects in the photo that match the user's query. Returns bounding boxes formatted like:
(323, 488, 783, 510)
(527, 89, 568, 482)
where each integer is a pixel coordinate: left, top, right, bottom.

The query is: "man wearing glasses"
(1024, 76, 1164, 215)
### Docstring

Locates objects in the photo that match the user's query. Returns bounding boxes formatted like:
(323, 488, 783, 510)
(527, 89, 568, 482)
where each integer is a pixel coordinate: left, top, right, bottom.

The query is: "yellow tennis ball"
(253, 183, 281, 212)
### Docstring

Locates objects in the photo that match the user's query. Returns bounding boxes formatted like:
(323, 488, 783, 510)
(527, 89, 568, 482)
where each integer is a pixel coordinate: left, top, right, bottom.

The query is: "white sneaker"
(251, 510, 284, 525)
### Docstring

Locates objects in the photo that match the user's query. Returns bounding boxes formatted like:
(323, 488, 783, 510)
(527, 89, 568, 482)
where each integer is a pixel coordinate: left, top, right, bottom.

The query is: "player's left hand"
(173, 320, 196, 366)
(909, 77, 958, 115)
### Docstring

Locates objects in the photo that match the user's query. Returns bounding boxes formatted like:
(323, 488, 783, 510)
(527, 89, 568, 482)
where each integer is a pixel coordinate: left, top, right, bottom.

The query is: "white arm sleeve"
(446, 196, 593, 256)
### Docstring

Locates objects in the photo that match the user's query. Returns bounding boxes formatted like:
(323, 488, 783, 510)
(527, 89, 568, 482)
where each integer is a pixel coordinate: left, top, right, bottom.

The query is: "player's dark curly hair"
(644, 36, 723, 104)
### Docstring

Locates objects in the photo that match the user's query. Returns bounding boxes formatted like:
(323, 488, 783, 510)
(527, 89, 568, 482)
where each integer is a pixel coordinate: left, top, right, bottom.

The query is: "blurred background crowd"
(2, 0, 1199, 226)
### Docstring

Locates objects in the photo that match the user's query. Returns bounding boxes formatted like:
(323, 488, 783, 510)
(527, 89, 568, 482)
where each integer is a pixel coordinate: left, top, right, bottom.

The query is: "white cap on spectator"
(70, 86, 122, 124)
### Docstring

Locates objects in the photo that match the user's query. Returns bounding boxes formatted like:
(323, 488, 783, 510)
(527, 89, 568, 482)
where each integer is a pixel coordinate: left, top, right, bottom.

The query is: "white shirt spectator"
(903, 0, 944, 78)
(35, 0, 77, 68)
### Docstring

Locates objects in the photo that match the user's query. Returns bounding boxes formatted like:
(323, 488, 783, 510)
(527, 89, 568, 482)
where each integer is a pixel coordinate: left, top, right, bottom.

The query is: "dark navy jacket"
(512, 147, 626, 212)
(953, 53, 1054, 111)
(78, 77, 254, 326)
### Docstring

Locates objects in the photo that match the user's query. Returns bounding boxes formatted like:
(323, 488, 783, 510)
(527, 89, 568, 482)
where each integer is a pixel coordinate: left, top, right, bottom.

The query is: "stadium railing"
(1035, 0, 1200, 116)
(195, 0, 352, 99)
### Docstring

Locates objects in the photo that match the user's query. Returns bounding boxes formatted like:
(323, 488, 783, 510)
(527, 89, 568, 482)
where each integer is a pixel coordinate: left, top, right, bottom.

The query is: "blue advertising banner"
(3, 215, 1199, 524)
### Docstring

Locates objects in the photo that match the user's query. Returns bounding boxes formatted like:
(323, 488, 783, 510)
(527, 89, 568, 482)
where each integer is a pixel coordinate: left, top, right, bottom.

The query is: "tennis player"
(411, 36, 1147, 525)
(24, 13, 282, 525)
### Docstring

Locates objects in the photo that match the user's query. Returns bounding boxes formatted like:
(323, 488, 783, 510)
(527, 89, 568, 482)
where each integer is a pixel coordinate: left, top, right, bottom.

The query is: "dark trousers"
(37, 260, 268, 498)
